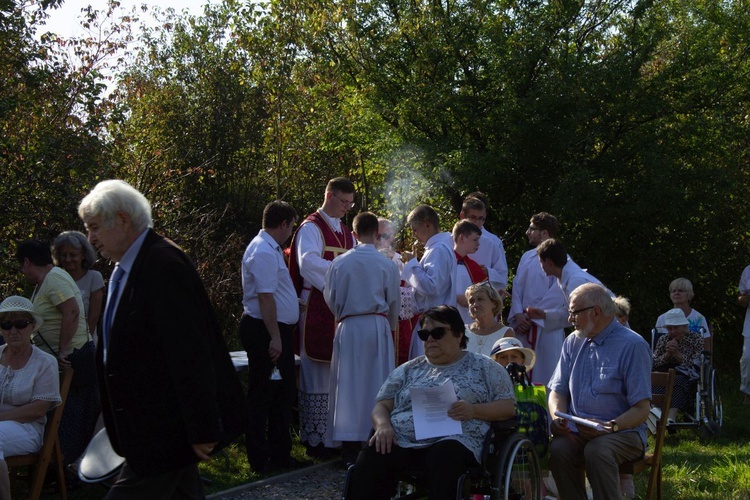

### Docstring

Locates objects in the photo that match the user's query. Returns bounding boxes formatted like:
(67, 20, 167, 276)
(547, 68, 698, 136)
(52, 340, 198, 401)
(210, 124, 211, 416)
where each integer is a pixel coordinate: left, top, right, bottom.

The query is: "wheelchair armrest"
(490, 418, 518, 431)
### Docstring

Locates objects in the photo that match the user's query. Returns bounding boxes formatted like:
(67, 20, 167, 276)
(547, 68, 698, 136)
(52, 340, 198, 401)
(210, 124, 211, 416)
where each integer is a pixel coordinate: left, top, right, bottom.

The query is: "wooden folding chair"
(8, 367, 74, 500)
(619, 368, 676, 500)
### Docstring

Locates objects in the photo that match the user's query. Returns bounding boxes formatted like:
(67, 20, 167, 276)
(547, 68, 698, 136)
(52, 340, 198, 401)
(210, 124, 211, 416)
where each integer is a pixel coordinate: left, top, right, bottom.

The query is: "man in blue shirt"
(548, 283, 651, 500)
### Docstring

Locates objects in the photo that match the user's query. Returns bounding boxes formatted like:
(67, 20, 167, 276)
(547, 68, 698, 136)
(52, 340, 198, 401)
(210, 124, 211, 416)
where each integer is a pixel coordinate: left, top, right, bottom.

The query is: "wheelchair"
(651, 327, 723, 434)
(341, 418, 543, 500)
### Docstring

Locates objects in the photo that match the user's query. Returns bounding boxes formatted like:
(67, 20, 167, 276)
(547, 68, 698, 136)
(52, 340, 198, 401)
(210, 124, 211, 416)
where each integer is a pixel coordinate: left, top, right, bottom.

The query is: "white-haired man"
(79, 179, 244, 498)
(548, 283, 651, 500)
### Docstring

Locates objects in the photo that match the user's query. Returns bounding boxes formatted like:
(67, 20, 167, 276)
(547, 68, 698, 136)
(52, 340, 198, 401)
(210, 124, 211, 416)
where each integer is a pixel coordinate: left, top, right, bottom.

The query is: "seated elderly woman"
(653, 308, 703, 423)
(655, 277, 711, 351)
(464, 281, 515, 357)
(0, 296, 61, 500)
(348, 305, 515, 500)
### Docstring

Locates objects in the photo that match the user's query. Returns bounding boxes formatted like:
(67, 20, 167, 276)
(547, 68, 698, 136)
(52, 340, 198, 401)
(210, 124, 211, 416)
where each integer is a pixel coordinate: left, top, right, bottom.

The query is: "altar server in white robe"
(526, 239, 614, 357)
(508, 212, 567, 385)
(324, 212, 400, 466)
(459, 193, 508, 292)
(400, 205, 456, 359)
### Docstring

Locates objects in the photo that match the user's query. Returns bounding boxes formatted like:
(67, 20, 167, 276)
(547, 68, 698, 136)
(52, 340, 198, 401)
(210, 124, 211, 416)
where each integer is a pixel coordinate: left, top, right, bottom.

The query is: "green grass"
(630, 373, 750, 499)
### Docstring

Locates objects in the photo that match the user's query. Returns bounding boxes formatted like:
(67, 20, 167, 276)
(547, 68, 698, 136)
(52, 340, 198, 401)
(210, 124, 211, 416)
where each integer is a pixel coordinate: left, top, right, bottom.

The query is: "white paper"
(410, 381, 463, 440)
(554, 411, 608, 432)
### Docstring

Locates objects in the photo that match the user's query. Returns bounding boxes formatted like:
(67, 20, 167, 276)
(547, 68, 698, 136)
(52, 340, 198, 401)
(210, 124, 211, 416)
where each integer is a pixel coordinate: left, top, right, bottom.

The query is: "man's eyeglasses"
(417, 327, 449, 342)
(0, 319, 33, 331)
(332, 193, 355, 208)
(377, 233, 393, 241)
(466, 215, 486, 224)
(568, 306, 595, 318)
(528, 226, 541, 232)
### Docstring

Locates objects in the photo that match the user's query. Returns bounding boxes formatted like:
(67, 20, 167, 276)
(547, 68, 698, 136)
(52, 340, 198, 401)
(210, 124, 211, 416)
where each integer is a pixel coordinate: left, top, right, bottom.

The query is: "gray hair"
(78, 180, 153, 233)
(570, 283, 615, 316)
(613, 296, 631, 317)
(52, 231, 97, 269)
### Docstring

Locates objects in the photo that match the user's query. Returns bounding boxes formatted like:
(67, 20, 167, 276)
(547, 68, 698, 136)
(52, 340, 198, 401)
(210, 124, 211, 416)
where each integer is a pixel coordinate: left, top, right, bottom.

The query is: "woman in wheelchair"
(348, 305, 515, 500)
(653, 308, 703, 423)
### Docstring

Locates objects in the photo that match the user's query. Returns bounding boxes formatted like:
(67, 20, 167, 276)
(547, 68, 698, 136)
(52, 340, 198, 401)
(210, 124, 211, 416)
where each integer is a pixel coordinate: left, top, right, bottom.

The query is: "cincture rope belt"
(337, 312, 388, 325)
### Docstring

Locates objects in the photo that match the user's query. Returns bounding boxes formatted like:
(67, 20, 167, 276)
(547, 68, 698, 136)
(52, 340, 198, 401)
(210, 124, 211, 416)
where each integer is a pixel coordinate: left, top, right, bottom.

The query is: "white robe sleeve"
(296, 222, 330, 292)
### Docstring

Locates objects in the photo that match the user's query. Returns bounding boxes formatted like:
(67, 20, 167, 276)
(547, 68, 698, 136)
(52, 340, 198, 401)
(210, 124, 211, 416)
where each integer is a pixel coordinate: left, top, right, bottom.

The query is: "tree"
(0, 0, 118, 295)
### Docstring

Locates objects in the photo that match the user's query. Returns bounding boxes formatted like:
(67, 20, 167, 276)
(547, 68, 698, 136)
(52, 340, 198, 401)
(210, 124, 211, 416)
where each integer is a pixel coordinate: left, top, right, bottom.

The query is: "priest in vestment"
(289, 177, 356, 454)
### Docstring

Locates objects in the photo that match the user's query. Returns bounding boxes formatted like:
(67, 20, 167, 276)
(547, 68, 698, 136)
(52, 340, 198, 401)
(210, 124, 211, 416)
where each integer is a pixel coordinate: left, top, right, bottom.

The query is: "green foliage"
(0, 0, 119, 295)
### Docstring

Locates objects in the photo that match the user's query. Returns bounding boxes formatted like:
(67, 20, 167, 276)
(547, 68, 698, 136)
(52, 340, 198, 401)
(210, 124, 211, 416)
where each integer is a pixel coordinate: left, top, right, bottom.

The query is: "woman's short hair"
(78, 179, 153, 233)
(16, 240, 53, 266)
(420, 305, 467, 349)
(52, 231, 97, 269)
(669, 277, 694, 301)
(613, 296, 631, 318)
(465, 282, 503, 316)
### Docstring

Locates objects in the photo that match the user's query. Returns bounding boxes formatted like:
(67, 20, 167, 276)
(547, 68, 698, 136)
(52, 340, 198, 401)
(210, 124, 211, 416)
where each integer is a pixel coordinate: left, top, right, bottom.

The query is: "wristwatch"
(609, 420, 620, 433)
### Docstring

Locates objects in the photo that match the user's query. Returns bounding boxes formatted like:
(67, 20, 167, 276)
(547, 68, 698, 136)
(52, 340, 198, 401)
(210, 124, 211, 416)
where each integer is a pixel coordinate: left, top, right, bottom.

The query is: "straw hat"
(0, 296, 44, 332)
(663, 308, 689, 326)
(490, 337, 536, 370)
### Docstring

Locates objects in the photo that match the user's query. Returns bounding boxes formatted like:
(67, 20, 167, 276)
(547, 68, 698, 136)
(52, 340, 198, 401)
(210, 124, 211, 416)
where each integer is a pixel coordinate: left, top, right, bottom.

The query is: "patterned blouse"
(652, 330, 703, 369)
(376, 351, 515, 463)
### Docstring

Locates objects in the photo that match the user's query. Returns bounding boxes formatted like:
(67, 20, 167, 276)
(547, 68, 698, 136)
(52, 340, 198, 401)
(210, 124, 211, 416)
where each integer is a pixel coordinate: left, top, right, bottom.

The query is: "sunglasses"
(417, 327, 450, 342)
(0, 319, 33, 331)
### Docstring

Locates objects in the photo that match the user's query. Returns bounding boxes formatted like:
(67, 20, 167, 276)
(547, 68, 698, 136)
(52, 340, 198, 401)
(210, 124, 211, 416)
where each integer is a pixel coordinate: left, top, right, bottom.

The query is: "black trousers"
(104, 462, 203, 500)
(349, 439, 478, 500)
(239, 315, 296, 469)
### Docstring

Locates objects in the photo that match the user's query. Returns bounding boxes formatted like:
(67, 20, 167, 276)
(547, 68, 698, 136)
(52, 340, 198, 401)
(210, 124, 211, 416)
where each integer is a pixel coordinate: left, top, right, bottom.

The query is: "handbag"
(36, 330, 97, 391)
(507, 362, 550, 458)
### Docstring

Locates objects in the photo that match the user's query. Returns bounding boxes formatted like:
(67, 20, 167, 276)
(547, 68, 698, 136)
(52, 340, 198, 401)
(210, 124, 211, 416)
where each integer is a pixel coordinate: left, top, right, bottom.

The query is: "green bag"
(508, 363, 550, 458)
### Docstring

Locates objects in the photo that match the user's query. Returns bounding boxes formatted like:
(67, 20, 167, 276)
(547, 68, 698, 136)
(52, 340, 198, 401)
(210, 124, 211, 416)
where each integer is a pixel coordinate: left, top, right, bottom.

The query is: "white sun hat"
(489, 337, 536, 370)
(663, 308, 689, 326)
(0, 296, 44, 332)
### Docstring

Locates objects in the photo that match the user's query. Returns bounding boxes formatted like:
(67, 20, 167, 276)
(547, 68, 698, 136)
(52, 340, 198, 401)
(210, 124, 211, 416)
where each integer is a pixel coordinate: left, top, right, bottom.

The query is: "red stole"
(455, 251, 488, 284)
(289, 211, 354, 362)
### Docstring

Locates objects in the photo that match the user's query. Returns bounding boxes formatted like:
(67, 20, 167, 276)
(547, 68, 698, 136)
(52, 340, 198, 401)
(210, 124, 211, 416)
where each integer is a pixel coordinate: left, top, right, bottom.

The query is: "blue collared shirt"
(109, 228, 149, 320)
(549, 318, 652, 447)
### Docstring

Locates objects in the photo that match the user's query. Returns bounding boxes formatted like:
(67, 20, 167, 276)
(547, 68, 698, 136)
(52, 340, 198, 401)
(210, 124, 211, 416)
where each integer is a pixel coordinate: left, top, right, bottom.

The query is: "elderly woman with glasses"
(52, 231, 104, 343)
(464, 281, 515, 357)
(0, 296, 61, 500)
(348, 305, 515, 500)
(655, 277, 711, 351)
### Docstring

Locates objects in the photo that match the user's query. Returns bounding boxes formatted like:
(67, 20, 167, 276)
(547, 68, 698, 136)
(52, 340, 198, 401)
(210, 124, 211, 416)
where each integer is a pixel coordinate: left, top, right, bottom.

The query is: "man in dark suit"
(78, 179, 244, 499)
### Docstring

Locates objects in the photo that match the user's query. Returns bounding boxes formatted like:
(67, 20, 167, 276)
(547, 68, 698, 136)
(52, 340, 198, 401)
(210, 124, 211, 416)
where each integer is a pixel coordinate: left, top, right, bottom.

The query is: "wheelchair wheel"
(492, 433, 542, 500)
(706, 368, 723, 432)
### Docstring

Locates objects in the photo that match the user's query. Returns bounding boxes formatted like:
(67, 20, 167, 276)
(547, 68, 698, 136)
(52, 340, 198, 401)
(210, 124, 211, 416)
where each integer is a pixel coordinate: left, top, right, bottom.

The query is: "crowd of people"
(1, 175, 746, 500)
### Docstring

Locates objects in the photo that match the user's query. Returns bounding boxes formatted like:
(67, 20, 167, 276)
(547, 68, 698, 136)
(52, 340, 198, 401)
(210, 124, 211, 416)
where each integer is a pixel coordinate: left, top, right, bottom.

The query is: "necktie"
(103, 265, 125, 356)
